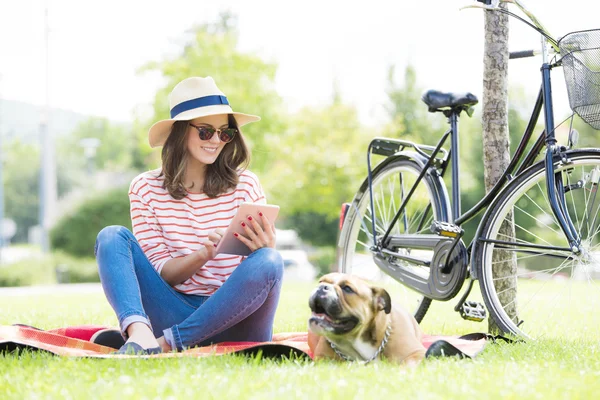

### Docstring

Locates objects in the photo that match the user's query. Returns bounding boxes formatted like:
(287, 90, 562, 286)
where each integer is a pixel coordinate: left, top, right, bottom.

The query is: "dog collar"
(327, 320, 393, 364)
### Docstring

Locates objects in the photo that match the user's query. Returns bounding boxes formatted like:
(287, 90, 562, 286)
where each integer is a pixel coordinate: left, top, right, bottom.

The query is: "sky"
(1, 0, 599, 126)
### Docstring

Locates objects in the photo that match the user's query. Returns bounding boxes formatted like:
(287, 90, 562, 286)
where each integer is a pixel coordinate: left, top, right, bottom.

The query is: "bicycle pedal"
(459, 301, 486, 322)
(431, 221, 464, 238)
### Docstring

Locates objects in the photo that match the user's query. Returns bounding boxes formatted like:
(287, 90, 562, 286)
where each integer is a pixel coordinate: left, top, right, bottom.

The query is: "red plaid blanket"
(0, 325, 489, 359)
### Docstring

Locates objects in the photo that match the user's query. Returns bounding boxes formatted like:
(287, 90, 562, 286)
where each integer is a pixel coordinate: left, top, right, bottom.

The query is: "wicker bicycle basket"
(559, 29, 600, 129)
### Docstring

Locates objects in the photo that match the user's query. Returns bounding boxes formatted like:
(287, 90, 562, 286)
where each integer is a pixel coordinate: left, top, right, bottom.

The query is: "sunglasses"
(189, 123, 238, 143)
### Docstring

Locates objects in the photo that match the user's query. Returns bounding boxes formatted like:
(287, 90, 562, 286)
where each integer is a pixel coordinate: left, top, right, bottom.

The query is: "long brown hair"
(160, 114, 250, 199)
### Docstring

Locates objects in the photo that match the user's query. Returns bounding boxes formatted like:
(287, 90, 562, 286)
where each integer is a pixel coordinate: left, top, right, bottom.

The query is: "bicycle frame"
(371, 79, 579, 255)
(367, 0, 583, 255)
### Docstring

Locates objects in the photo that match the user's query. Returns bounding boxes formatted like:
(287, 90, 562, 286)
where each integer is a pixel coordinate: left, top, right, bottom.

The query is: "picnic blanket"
(0, 324, 492, 359)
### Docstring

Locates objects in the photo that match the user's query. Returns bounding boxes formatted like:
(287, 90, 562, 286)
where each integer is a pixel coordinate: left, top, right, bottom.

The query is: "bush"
(53, 252, 99, 284)
(308, 246, 337, 277)
(0, 251, 99, 287)
(50, 187, 131, 258)
(282, 212, 340, 247)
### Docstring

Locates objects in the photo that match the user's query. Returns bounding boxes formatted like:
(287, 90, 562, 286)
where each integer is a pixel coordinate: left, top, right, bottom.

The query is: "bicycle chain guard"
(430, 239, 469, 300)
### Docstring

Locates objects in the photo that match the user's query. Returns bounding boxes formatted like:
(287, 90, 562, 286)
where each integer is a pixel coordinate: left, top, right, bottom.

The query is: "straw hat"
(148, 76, 260, 148)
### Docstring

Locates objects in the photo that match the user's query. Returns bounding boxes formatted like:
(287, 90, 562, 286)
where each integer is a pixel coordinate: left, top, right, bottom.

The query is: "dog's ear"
(372, 287, 392, 314)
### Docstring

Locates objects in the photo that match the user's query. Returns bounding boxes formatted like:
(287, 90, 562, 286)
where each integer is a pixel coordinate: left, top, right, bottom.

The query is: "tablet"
(215, 203, 280, 256)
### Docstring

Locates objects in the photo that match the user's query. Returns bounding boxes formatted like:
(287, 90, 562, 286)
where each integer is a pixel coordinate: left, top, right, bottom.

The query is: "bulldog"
(308, 272, 426, 365)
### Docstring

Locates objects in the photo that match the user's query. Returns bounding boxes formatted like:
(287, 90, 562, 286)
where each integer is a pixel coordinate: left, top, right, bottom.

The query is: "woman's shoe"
(115, 341, 163, 355)
(90, 328, 126, 350)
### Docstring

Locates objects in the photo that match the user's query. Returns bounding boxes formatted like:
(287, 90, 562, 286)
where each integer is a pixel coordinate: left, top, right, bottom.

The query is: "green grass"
(1, 281, 600, 399)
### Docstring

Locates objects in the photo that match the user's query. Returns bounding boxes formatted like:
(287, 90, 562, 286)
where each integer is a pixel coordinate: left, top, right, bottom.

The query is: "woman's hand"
(235, 211, 276, 252)
(197, 228, 226, 263)
(162, 228, 226, 286)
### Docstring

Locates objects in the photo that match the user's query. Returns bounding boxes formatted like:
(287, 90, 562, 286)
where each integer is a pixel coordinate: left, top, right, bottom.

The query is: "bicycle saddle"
(421, 90, 479, 113)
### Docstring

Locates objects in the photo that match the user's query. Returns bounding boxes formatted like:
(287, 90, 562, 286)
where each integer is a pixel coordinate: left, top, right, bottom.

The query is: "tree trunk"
(482, 4, 517, 333)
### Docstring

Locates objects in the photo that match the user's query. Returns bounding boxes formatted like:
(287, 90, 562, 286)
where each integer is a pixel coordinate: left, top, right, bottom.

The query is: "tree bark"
(482, 4, 517, 333)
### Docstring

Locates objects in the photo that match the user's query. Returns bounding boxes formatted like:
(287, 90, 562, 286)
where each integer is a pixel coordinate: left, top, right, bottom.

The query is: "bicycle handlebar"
(509, 50, 536, 59)
(463, 0, 560, 54)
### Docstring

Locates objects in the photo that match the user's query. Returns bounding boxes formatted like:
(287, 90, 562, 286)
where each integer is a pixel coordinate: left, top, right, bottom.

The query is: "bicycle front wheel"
(475, 150, 600, 340)
(338, 156, 450, 322)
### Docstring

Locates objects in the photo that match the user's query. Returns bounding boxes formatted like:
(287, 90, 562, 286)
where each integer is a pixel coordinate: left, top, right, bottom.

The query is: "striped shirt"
(128, 168, 266, 295)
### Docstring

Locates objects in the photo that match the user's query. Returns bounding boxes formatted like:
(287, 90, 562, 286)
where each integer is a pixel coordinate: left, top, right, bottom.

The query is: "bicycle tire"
(474, 149, 600, 340)
(337, 155, 451, 323)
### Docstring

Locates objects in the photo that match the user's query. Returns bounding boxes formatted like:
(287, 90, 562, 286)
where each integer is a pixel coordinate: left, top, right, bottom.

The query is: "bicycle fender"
(338, 151, 451, 247)
(398, 150, 452, 224)
(469, 148, 600, 280)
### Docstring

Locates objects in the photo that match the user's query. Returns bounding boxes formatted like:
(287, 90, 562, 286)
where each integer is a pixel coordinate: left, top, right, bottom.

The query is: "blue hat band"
(170, 95, 230, 118)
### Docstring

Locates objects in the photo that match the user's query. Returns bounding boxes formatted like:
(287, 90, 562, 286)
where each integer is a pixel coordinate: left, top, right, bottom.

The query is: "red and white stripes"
(129, 168, 266, 295)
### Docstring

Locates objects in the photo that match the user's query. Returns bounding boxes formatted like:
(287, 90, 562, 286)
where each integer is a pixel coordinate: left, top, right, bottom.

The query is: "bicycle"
(337, 0, 600, 340)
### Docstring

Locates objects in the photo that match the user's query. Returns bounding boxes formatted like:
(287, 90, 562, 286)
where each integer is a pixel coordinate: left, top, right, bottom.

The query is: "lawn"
(1, 281, 599, 399)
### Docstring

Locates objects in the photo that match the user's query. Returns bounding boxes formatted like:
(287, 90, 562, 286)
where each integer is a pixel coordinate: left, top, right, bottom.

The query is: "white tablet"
(215, 203, 280, 256)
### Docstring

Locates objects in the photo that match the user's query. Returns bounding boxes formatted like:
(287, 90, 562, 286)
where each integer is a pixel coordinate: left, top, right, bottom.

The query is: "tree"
(482, 4, 516, 333)
(2, 138, 75, 243)
(383, 64, 442, 142)
(136, 13, 287, 174)
(3, 140, 42, 243)
(50, 187, 131, 257)
(263, 102, 372, 245)
(56, 117, 137, 188)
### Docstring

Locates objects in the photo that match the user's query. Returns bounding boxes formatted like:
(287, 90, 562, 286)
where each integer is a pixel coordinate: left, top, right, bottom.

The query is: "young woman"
(95, 77, 283, 354)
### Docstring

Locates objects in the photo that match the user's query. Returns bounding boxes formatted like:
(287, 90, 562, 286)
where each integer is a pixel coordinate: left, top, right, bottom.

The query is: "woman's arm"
(159, 248, 209, 286)
(160, 229, 224, 286)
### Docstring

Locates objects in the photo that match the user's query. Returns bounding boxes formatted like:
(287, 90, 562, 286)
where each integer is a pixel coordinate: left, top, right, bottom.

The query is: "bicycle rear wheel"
(474, 150, 600, 340)
(337, 156, 450, 322)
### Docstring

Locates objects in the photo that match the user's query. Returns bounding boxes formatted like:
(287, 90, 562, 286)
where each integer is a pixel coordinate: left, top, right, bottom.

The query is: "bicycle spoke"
(580, 176, 593, 236)
(375, 188, 387, 227)
(382, 180, 394, 226)
(490, 250, 569, 265)
(356, 238, 371, 251)
(493, 257, 573, 304)
(514, 203, 561, 236)
(590, 216, 600, 242)
(390, 178, 399, 232)
(340, 160, 438, 321)
(513, 221, 554, 247)
(478, 155, 600, 340)
(524, 191, 559, 229)
(407, 207, 427, 233)
(566, 173, 581, 235)
(364, 211, 387, 236)
(535, 181, 553, 217)
(590, 185, 600, 237)
(493, 233, 571, 257)
(491, 260, 572, 281)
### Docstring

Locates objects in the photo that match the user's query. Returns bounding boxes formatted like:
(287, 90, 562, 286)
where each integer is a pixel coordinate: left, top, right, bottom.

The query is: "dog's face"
(308, 272, 391, 339)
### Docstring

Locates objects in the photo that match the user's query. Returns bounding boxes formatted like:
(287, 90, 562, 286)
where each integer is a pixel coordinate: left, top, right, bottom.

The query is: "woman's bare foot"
(157, 336, 172, 353)
(125, 322, 160, 349)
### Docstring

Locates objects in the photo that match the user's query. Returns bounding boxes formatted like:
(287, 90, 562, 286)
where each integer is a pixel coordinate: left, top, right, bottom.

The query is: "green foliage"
(282, 212, 340, 247)
(2, 140, 41, 243)
(1, 138, 76, 243)
(308, 246, 337, 277)
(137, 13, 287, 173)
(0, 251, 98, 287)
(57, 117, 136, 175)
(50, 187, 131, 258)
(383, 64, 443, 141)
(264, 102, 371, 224)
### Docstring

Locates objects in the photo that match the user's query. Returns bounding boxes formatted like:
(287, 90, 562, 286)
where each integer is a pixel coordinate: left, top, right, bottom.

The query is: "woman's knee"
(95, 225, 132, 255)
(253, 248, 284, 282)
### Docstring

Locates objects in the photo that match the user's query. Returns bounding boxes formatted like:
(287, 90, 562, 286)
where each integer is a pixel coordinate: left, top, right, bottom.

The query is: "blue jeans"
(94, 225, 283, 351)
